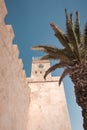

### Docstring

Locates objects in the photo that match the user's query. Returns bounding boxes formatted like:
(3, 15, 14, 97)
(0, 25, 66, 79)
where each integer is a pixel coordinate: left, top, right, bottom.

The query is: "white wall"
(27, 59, 71, 130)
(0, 1, 30, 130)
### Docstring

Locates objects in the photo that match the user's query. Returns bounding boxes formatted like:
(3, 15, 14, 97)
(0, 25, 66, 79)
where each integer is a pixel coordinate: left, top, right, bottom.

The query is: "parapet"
(0, 0, 27, 82)
(0, 0, 7, 24)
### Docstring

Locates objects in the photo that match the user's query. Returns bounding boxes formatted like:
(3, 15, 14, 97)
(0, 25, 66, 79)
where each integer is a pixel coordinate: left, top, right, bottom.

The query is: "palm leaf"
(41, 54, 58, 60)
(65, 8, 69, 22)
(32, 45, 58, 58)
(44, 61, 73, 80)
(82, 23, 87, 59)
(50, 22, 72, 52)
(65, 9, 81, 62)
(59, 68, 72, 85)
(32, 45, 73, 61)
(70, 13, 73, 25)
(74, 11, 82, 45)
(84, 23, 87, 48)
(32, 10, 84, 86)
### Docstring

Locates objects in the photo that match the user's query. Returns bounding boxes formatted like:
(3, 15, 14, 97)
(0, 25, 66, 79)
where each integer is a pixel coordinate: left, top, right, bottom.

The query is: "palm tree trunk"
(70, 62, 87, 130)
(82, 109, 87, 129)
(74, 83, 87, 130)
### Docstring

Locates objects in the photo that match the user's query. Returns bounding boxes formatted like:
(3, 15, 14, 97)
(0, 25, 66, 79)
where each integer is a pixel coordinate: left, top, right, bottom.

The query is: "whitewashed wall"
(0, 1, 30, 130)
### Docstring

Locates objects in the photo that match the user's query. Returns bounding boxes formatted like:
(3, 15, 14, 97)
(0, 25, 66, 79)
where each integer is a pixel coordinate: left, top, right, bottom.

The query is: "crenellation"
(0, 0, 7, 24)
(22, 70, 27, 78)
(17, 58, 27, 81)
(13, 44, 19, 57)
(6, 25, 15, 41)
(18, 58, 23, 69)
(0, 25, 13, 54)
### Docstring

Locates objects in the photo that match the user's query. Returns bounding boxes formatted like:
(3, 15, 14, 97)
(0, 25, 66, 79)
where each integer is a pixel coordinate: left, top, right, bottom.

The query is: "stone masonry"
(0, 1, 72, 130)
(0, 0, 30, 130)
(27, 59, 72, 130)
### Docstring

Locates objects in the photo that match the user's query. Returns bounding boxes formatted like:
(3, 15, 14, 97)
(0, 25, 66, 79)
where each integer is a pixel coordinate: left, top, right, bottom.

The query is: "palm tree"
(32, 9, 87, 130)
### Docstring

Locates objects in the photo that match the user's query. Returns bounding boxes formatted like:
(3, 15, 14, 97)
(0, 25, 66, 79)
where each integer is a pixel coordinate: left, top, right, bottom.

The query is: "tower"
(27, 58, 71, 130)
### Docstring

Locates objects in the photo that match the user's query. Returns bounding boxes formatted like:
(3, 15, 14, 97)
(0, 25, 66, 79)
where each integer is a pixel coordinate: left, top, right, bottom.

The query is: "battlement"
(0, 0, 7, 24)
(0, 0, 27, 82)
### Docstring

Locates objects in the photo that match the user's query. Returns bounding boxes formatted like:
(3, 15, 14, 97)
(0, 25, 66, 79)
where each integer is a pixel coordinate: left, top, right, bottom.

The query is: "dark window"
(38, 64, 44, 68)
(35, 71, 37, 74)
(40, 71, 42, 74)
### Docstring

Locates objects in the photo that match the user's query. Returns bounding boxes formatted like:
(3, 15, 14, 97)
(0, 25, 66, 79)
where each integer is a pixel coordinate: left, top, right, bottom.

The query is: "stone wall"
(0, 0, 30, 130)
(27, 59, 71, 130)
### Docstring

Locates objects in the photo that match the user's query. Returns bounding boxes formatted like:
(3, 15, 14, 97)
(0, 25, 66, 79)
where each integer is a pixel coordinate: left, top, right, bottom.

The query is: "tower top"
(31, 58, 51, 80)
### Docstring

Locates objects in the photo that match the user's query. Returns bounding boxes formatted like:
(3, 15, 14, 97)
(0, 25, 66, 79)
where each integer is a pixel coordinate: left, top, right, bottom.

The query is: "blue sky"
(4, 0, 87, 130)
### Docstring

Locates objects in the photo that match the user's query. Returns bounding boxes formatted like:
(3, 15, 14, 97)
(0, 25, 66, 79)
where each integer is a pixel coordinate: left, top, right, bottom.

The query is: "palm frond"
(40, 54, 58, 60)
(31, 9, 84, 86)
(82, 23, 87, 59)
(74, 11, 82, 44)
(70, 13, 73, 25)
(32, 45, 58, 57)
(59, 68, 72, 85)
(32, 45, 74, 61)
(44, 61, 73, 80)
(65, 9, 81, 62)
(65, 8, 69, 22)
(84, 23, 87, 48)
(50, 22, 72, 52)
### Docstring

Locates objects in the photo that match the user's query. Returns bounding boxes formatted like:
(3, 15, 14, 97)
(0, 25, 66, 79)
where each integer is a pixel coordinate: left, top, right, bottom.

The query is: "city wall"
(0, 0, 30, 130)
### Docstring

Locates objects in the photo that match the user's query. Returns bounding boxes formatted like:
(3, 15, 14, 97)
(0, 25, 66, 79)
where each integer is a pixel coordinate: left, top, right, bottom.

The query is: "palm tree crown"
(32, 9, 87, 85)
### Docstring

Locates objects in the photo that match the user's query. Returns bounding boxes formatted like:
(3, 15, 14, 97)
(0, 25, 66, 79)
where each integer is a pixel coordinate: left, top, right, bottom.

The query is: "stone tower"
(27, 58, 72, 130)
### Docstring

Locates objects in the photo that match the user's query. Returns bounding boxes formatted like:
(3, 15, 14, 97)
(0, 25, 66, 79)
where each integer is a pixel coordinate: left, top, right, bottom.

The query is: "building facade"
(27, 58, 71, 130)
(0, 1, 30, 130)
(0, 0, 72, 129)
